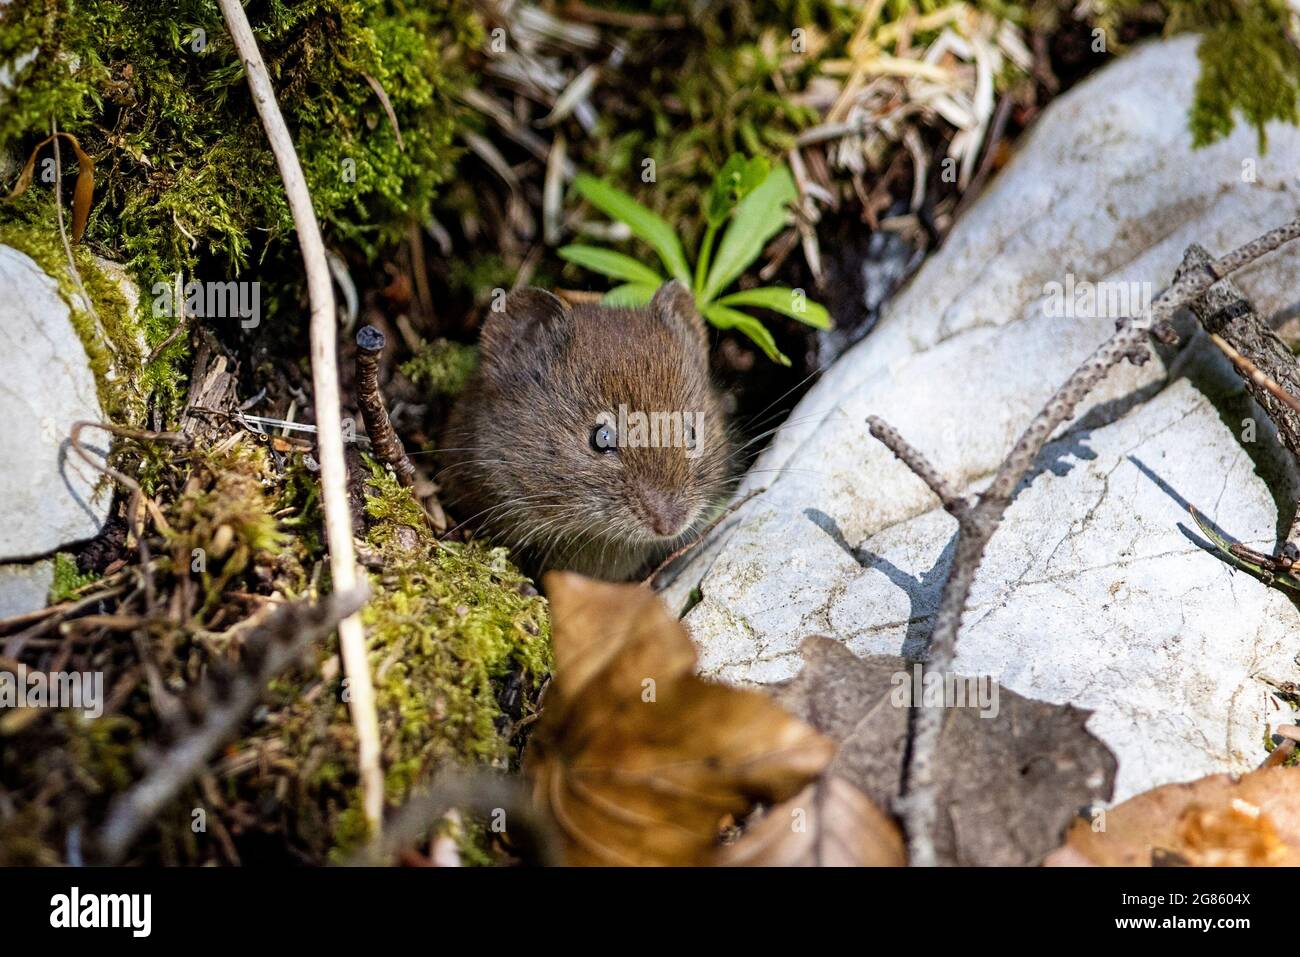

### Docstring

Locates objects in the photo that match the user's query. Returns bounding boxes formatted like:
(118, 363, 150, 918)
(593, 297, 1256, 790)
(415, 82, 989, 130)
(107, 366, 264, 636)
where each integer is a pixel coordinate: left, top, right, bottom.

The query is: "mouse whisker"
(736, 362, 831, 430)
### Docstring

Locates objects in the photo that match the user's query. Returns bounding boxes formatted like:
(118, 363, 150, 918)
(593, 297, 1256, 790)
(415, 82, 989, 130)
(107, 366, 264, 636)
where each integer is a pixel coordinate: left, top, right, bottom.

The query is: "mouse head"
(476, 280, 730, 548)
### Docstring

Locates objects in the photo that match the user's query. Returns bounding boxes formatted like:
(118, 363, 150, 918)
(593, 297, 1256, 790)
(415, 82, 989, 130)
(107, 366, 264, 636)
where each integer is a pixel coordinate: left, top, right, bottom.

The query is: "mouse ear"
(479, 288, 572, 370)
(651, 280, 706, 348)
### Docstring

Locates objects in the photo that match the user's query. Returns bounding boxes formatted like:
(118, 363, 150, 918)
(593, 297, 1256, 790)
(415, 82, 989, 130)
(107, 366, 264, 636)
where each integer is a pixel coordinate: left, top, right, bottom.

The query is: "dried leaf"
(716, 776, 905, 866)
(7, 132, 96, 242)
(774, 637, 1116, 865)
(1046, 766, 1300, 867)
(527, 573, 835, 866)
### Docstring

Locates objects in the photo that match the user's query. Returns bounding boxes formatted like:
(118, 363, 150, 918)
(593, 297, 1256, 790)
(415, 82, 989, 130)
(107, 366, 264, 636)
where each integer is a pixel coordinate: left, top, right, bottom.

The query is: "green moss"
(49, 552, 97, 604)
(361, 457, 428, 532)
(1190, 16, 1300, 151)
(1, 0, 483, 415)
(1093, 0, 1300, 151)
(274, 466, 551, 856)
(399, 338, 478, 396)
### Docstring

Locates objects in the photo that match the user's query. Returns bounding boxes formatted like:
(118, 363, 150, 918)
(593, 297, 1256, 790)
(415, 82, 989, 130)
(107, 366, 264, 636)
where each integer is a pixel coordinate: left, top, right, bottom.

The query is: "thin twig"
(871, 219, 1300, 866)
(866, 418, 968, 517)
(218, 0, 385, 837)
(146, 271, 190, 363)
(1209, 332, 1300, 416)
(69, 420, 187, 610)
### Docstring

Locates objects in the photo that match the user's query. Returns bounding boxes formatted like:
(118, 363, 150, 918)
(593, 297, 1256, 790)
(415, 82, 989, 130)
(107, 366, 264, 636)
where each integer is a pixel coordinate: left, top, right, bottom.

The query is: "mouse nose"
(637, 485, 688, 538)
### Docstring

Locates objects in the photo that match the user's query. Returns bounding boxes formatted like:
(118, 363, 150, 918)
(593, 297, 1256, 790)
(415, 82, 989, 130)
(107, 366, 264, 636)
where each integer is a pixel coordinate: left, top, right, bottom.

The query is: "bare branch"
(873, 217, 1300, 866)
(866, 416, 968, 517)
(1178, 243, 1300, 560)
(217, 0, 385, 836)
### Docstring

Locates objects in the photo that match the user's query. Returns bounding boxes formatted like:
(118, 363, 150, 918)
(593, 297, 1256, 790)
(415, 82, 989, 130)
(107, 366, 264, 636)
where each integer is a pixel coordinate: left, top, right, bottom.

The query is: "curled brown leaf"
(527, 572, 836, 865)
(7, 132, 96, 241)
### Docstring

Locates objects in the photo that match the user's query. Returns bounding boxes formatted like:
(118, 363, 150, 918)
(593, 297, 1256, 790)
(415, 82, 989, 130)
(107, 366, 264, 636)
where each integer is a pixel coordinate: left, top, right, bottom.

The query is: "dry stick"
(1211, 333, 1300, 417)
(1179, 244, 1300, 420)
(869, 217, 1300, 866)
(1178, 243, 1300, 558)
(217, 0, 385, 835)
(355, 325, 417, 487)
(97, 586, 369, 863)
(344, 769, 560, 867)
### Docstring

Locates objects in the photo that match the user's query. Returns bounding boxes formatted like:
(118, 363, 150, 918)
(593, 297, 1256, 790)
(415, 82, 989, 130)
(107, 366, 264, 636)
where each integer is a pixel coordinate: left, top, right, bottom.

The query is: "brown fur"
(441, 281, 731, 580)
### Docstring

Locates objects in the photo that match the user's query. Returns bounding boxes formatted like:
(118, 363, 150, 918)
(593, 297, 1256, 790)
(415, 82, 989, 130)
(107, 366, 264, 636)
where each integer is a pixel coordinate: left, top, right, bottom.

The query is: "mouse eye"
(590, 423, 617, 454)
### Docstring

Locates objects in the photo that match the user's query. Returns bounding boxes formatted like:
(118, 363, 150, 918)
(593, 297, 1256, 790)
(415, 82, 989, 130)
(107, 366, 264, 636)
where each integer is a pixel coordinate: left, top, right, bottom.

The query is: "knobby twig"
(354, 325, 417, 487)
(869, 217, 1300, 866)
(217, 0, 385, 836)
(97, 586, 369, 863)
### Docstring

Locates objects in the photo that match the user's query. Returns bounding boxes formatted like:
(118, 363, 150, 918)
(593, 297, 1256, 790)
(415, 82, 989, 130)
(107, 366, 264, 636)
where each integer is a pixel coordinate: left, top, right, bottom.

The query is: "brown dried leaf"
(716, 776, 905, 866)
(7, 132, 96, 241)
(526, 573, 836, 866)
(774, 636, 1116, 865)
(1046, 766, 1300, 867)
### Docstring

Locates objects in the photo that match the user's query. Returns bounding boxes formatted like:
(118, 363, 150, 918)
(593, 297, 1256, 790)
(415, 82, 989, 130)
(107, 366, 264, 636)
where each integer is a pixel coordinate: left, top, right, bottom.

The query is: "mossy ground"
(0, 442, 550, 865)
(253, 463, 551, 860)
(2, 0, 482, 418)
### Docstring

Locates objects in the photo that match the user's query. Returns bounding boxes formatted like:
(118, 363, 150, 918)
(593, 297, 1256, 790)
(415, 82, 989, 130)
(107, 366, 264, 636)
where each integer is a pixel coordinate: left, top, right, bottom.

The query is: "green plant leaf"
(716, 286, 831, 330)
(703, 304, 791, 366)
(601, 283, 659, 307)
(706, 153, 769, 227)
(701, 166, 797, 303)
(558, 244, 665, 286)
(573, 175, 692, 287)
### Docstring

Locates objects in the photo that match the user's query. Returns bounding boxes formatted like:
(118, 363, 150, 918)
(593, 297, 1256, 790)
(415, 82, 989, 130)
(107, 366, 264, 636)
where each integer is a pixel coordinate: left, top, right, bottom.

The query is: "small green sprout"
(558, 155, 830, 365)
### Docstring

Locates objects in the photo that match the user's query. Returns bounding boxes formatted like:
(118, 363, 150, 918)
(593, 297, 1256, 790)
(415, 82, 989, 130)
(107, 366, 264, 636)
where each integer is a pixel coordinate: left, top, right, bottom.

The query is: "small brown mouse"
(441, 280, 731, 580)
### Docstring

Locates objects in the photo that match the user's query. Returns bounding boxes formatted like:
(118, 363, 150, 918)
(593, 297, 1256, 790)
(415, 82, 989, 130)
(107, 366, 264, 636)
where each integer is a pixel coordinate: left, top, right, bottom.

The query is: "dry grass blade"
(363, 72, 405, 151)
